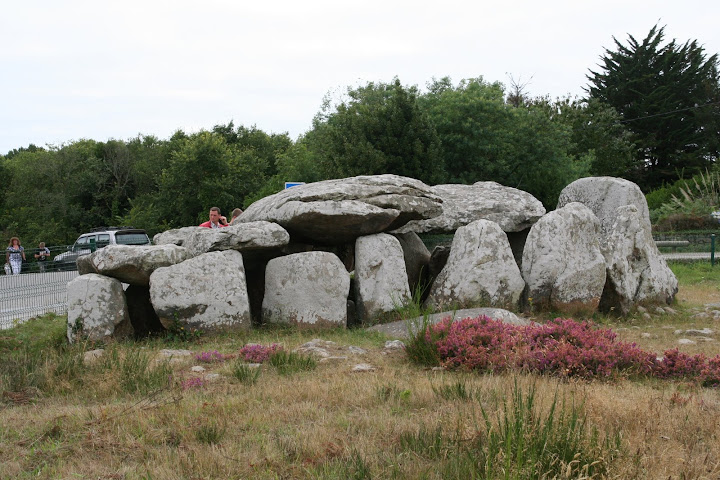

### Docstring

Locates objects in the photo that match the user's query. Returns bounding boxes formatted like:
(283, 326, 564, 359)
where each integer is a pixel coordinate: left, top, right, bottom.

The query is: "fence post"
(89, 238, 96, 253)
(712, 234, 716, 267)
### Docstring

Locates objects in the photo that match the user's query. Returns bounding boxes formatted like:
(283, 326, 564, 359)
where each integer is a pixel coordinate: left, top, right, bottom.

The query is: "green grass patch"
(669, 261, 720, 286)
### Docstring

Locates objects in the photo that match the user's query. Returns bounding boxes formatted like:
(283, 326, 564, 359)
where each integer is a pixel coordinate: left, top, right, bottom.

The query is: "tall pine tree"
(586, 25, 720, 191)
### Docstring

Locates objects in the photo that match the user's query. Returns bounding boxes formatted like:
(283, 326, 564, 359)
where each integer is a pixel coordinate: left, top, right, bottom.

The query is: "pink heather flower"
(181, 377, 206, 390)
(239, 343, 283, 363)
(194, 350, 226, 363)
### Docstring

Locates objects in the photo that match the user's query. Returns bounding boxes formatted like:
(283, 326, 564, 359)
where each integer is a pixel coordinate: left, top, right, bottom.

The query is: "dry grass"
(2, 263, 720, 479)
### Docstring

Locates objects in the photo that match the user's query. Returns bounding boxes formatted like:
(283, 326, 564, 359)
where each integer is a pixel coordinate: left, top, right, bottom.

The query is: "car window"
(97, 234, 110, 248)
(74, 236, 90, 250)
(115, 232, 150, 245)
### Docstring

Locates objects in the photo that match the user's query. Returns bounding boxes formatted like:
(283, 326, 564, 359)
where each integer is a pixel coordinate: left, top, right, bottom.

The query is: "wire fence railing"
(0, 269, 79, 329)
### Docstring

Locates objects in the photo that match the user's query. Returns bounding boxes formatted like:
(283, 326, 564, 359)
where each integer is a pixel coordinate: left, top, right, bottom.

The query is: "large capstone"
(236, 174, 443, 244)
(395, 181, 546, 234)
(86, 244, 188, 286)
(262, 251, 350, 327)
(182, 221, 290, 257)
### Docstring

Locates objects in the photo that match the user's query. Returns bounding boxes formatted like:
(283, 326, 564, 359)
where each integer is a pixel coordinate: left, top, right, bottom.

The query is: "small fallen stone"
(431, 366, 445, 372)
(84, 349, 104, 363)
(159, 349, 193, 358)
(191, 366, 206, 373)
(692, 313, 711, 319)
(674, 330, 683, 335)
(665, 307, 678, 315)
(348, 346, 367, 355)
(204, 373, 221, 381)
(655, 307, 666, 315)
(697, 337, 715, 342)
(636, 305, 647, 314)
(385, 340, 405, 350)
(351, 363, 376, 372)
(678, 338, 697, 345)
(246, 363, 261, 369)
(643, 313, 652, 321)
(685, 328, 714, 336)
(641, 333, 652, 339)
(294, 346, 331, 358)
(320, 356, 348, 364)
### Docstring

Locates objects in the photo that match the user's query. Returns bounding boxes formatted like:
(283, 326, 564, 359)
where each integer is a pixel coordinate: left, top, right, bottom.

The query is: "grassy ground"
(1, 262, 720, 479)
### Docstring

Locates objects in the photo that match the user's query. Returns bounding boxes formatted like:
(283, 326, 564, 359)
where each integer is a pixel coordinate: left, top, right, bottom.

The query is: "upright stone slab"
(355, 233, 411, 321)
(149, 250, 251, 331)
(557, 177, 651, 233)
(66, 273, 132, 343)
(425, 219, 525, 310)
(601, 205, 679, 313)
(263, 251, 350, 327)
(393, 232, 431, 297)
(521, 202, 606, 314)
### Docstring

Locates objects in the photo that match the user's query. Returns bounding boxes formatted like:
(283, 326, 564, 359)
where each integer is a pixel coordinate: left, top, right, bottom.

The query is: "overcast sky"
(1, 1, 718, 155)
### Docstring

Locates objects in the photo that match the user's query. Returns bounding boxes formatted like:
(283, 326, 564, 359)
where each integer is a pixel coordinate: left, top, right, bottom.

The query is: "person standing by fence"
(6, 237, 26, 275)
(34, 242, 51, 272)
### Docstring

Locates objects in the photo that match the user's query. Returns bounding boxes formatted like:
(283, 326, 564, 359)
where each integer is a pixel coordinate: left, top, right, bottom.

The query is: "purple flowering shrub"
(181, 377, 205, 390)
(423, 315, 720, 385)
(239, 343, 283, 363)
(194, 350, 226, 363)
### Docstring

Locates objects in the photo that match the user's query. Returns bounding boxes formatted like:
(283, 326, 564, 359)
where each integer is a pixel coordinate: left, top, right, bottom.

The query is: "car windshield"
(115, 232, 150, 245)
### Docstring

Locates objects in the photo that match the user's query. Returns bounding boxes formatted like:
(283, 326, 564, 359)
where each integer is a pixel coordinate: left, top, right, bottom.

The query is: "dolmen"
(66, 174, 678, 343)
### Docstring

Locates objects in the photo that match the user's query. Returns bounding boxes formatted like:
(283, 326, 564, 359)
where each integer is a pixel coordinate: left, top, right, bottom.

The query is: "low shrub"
(239, 343, 282, 363)
(413, 315, 720, 385)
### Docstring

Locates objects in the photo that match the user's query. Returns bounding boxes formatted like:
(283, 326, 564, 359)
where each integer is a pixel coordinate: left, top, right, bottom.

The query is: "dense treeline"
(1, 25, 718, 247)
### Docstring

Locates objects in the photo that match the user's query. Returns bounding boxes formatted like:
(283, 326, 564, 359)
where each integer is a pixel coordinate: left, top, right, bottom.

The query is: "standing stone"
(263, 252, 350, 327)
(425, 220, 525, 310)
(601, 205, 679, 313)
(393, 232, 431, 297)
(355, 234, 411, 321)
(557, 177, 651, 233)
(149, 250, 251, 332)
(522, 203, 606, 314)
(67, 273, 132, 343)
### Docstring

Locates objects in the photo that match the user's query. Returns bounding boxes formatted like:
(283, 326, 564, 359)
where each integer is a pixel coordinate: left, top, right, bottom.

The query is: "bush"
(413, 315, 720, 385)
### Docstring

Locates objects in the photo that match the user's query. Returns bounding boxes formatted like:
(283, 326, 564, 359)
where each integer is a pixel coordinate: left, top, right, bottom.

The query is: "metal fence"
(1, 244, 79, 329)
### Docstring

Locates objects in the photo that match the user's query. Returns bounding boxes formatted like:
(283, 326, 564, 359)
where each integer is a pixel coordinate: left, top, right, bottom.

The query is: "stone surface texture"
(425, 219, 525, 310)
(601, 205, 678, 313)
(153, 226, 205, 246)
(263, 251, 350, 326)
(393, 232, 431, 295)
(557, 177, 651, 233)
(521, 202, 607, 313)
(355, 233, 411, 321)
(182, 221, 290, 257)
(236, 174, 442, 244)
(149, 250, 251, 331)
(395, 181, 546, 234)
(66, 273, 132, 343)
(86, 244, 188, 286)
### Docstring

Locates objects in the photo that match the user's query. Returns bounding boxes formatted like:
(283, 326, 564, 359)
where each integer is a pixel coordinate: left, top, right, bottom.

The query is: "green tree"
(529, 96, 635, 177)
(587, 25, 720, 190)
(420, 77, 587, 207)
(306, 78, 445, 184)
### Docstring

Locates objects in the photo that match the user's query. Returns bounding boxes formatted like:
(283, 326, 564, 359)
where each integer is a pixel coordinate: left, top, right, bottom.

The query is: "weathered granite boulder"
(182, 221, 290, 257)
(66, 274, 132, 343)
(522, 203, 606, 314)
(76, 254, 97, 275)
(149, 250, 251, 331)
(355, 234, 411, 321)
(425, 219, 525, 310)
(557, 177, 651, 233)
(263, 252, 350, 327)
(237, 174, 443, 244)
(601, 205, 679, 313)
(85, 244, 188, 286)
(153, 226, 205, 246)
(395, 181, 545, 234)
(393, 232, 431, 296)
